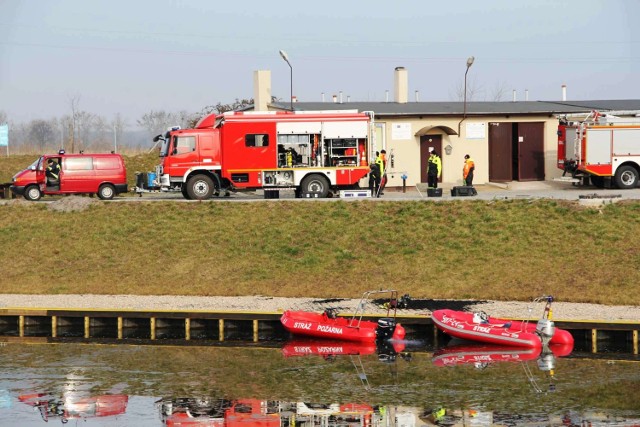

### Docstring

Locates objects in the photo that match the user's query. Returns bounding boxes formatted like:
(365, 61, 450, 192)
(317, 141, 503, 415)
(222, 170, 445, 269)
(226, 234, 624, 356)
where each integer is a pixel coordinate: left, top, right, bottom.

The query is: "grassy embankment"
(1, 172, 640, 305)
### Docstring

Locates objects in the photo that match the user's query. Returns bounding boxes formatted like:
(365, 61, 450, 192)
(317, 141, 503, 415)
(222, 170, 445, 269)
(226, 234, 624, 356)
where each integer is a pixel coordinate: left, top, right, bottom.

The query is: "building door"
(420, 135, 442, 183)
(489, 122, 545, 182)
(517, 122, 545, 181)
(488, 123, 512, 182)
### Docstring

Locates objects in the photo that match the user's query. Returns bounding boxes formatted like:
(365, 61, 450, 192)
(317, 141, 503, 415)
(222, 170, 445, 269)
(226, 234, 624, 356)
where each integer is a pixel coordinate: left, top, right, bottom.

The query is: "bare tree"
(28, 119, 56, 150)
(189, 98, 256, 127)
(92, 115, 110, 151)
(137, 110, 179, 139)
(489, 81, 511, 102)
(111, 113, 128, 153)
(450, 76, 483, 102)
(0, 110, 7, 124)
(68, 94, 81, 153)
(75, 111, 96, 153)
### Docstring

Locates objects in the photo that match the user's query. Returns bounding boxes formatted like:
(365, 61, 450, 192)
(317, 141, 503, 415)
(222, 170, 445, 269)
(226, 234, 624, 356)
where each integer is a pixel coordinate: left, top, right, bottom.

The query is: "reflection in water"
(0, 340, 638, 426)
(18, 392, 128, 423)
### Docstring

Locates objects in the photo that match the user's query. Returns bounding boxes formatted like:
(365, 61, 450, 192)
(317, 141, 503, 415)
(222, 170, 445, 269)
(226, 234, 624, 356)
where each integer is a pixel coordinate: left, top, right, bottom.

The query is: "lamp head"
(466, 56, 475, 68)
(279, 50, 290, 63)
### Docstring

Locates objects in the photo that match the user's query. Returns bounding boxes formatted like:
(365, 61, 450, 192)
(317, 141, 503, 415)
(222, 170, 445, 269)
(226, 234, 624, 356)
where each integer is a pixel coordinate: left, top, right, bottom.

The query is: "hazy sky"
(1, 0, 638, 124)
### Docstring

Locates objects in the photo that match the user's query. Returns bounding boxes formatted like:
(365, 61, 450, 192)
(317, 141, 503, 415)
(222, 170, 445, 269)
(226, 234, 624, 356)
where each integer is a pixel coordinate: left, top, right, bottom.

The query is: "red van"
(10, 152, 128, 201)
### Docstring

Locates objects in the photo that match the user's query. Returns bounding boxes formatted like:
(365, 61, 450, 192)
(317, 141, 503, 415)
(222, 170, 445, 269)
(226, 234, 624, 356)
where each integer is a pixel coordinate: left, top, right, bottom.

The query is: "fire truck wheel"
(24, 185, 42, 201)
(181, 186, 192, 200)
(301, 174, 329, 198)
(614, 165, 639, 189)
(187, 174, 215, 200)
(590, 176, 605, 188)
(97, 184, 115, 200)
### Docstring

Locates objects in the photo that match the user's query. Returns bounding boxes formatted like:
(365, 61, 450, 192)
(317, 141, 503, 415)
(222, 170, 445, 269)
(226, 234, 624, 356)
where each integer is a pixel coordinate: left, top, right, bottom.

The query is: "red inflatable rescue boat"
(432, 296, 574, 349)
(280, 290, 406, 343)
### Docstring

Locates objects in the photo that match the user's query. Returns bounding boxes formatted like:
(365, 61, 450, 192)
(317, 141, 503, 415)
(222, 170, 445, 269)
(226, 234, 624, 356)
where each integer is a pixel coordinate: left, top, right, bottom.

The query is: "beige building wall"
(379, 116, 562, 188)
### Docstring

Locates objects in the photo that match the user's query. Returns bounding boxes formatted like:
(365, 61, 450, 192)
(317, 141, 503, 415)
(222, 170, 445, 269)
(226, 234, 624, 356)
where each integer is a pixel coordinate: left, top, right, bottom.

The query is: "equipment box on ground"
(451, 186, 477, 197)
(427, 188, 443, 197)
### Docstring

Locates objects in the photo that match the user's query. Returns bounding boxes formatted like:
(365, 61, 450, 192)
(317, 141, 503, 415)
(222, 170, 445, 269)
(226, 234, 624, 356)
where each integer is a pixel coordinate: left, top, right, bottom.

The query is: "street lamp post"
(279, 50, 293, 110)
(458, 56, 475, 136)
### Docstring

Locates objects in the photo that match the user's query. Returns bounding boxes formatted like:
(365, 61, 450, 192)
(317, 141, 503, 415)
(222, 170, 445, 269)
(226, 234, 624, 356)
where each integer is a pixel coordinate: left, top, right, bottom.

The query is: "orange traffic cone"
(360, 152, 367, 166)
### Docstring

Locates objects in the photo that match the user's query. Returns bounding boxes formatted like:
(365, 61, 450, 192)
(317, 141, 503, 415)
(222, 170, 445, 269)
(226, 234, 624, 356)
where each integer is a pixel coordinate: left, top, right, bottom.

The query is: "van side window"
(94, 157, 120, 170)
(174, 136, 196, 154)
(65, 157, 93, 170)
(245, 134, 269, 147)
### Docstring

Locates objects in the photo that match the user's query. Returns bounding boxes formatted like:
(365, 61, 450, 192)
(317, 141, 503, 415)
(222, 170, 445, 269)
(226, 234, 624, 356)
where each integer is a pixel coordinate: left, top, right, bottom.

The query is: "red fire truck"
(148, 110, 373, 200)
(557, 110, 640, 188)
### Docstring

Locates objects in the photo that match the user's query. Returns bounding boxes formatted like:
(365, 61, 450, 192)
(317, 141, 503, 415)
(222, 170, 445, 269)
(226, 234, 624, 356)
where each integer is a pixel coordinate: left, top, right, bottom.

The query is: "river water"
(0, 340, 638, 426)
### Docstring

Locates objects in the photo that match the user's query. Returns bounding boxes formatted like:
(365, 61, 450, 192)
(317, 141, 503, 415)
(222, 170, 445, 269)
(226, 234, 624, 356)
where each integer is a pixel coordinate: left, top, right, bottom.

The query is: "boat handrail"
(350, 289, 399, 327)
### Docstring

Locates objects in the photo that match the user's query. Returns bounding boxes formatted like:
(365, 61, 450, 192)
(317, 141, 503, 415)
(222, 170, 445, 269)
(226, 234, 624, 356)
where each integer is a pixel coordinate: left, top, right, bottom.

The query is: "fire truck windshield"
(159, 136, 172, 157)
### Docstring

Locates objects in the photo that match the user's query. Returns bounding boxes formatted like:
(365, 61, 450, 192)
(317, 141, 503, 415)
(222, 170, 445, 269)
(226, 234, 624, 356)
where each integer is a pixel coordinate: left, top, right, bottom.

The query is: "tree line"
(0, 97, 256, 155)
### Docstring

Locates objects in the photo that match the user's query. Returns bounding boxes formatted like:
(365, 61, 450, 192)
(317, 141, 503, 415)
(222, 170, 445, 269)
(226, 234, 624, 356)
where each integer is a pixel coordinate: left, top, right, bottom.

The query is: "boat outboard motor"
(535, 319, 556, 346)
(376, 318, 397, 340)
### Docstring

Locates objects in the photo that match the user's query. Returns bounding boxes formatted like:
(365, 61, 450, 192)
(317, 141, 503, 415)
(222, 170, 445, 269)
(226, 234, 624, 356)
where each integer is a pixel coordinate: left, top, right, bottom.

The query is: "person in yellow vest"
(463, 154, 475, 186)
(376, 150, 387, 195)
(427, 149, 442, 188)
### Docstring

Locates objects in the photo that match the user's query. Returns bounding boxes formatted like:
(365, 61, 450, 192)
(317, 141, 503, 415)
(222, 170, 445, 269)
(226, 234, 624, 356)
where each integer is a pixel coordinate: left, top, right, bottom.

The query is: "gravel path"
(1, 294, 639, 322)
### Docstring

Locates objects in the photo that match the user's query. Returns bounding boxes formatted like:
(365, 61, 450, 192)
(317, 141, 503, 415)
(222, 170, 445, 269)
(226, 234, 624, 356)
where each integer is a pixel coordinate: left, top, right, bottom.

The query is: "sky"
(0, 0, 638, 125)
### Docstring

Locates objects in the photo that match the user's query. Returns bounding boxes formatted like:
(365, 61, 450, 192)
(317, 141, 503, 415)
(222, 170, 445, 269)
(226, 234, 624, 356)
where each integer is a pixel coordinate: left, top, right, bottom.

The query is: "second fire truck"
(557, 110, 640, 188)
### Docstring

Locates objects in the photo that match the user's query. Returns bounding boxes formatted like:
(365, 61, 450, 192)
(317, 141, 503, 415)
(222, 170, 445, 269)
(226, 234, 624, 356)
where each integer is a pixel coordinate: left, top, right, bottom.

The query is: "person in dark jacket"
(369, 162, 381, 197)
(46, 159, 61, 186)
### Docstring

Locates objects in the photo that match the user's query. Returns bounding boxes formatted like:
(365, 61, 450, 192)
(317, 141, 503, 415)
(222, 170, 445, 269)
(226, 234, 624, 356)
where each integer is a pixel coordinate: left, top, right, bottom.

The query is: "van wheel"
(98, 184, 115, 200)
(187, 174, 214, 200)
(614, 165, 638, 189)
(301, 175, 329, 198)
(24, 185, 42, 201)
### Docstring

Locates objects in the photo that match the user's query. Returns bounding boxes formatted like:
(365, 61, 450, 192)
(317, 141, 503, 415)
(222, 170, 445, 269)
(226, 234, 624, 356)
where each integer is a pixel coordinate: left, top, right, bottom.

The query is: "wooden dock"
(0, 307, 637, 354)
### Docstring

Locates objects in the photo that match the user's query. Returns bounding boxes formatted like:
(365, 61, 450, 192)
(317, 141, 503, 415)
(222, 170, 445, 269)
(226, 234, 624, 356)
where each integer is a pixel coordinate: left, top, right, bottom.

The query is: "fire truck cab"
(152, 111, 373, 200)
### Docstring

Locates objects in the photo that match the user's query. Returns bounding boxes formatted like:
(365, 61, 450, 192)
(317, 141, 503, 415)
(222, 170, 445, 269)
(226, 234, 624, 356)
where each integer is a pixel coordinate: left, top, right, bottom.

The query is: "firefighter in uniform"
(463, 154, 475, 186)
(376, 150, 387, 195)
(369, 162, 381, 197)
(427, 150, 442, 189)
(46, 159, 61, 186)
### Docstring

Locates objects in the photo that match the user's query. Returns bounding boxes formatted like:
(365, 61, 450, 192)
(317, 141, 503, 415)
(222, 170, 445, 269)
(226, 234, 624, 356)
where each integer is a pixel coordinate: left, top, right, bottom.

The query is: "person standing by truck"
(462, 154, 475, 186)
(369, 162, 381, 197)
(376, 149, 387, 196)
(427, 149, 441, 189)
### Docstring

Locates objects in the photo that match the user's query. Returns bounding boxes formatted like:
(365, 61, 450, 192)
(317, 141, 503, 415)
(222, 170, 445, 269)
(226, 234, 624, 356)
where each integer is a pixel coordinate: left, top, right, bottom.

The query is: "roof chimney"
(332, 94, 337, 103)
(415, 90, 420, 102)
(562, 84, 567, 101)
(525, 89, 529, 101)
(394, 67, 408, 104)
(253, 70, 272, 112)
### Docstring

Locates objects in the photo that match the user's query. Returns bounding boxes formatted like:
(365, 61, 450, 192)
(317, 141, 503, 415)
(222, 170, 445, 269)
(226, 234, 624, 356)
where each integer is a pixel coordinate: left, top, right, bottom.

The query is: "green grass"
(1, 198, 639, 305)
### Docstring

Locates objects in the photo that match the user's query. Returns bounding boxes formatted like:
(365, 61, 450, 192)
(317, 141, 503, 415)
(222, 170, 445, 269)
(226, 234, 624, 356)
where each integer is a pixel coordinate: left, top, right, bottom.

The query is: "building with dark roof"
(252, 69, 640, 188)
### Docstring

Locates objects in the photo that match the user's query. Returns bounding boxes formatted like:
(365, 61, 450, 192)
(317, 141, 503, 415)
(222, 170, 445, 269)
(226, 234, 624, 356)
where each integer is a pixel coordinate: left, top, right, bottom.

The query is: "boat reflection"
(18, 392, 128, 423)
(281, 339, 408, 362)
